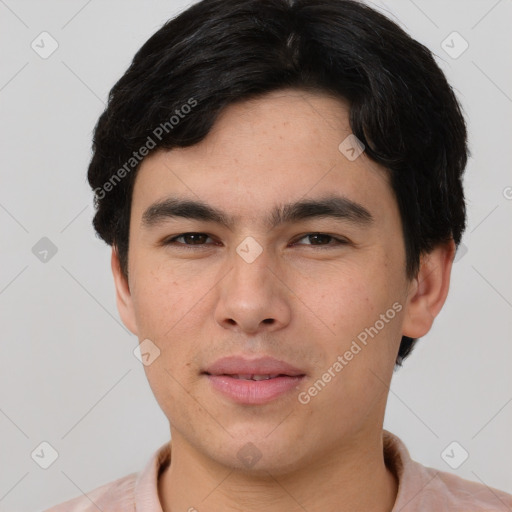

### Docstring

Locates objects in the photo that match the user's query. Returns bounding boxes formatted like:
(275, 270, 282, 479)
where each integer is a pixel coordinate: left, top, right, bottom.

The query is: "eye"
(291, 233, 349, 248)
(161, 232, 349, 250)
(163, 232, 216, 247)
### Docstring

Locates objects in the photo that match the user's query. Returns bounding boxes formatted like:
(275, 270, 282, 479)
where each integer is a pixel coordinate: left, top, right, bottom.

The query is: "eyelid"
(162, 232, 217, 247)
(162, 232, 350, 248)
(292, 233, 350, 246)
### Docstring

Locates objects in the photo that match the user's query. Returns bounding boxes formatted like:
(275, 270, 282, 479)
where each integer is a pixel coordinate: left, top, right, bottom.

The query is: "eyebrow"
(141, 194, 373, 231)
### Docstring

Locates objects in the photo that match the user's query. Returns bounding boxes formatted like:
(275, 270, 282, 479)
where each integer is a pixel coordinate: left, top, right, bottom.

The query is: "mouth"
(202, 356, 306, 405)
(210, 373, 293, 380)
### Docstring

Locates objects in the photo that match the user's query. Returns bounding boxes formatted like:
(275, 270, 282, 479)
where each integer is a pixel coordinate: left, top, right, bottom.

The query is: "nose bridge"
(229, 235, 275, 291)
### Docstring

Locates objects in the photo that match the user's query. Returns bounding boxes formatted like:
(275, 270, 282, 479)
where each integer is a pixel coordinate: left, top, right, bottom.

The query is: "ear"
(402, 239, 456, 338)
(111, 246, 138, 335)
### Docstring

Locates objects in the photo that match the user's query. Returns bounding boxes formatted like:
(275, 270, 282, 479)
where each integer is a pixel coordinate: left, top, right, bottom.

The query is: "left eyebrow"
(141, 194, 374, 231)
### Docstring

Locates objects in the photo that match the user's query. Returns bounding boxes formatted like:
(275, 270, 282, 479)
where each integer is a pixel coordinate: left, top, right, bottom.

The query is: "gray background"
(0, 0, 511, 510)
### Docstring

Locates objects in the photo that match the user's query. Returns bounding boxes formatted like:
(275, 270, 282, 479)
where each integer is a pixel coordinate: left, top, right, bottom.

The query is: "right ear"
(111, 246, 138, 335)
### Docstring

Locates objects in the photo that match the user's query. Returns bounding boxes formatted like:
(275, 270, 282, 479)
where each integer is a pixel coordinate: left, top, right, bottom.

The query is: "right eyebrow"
(141, 194, 374, 231)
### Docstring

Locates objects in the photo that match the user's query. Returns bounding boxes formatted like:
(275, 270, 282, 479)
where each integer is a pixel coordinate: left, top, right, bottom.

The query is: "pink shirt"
(44, 430, 512, 511)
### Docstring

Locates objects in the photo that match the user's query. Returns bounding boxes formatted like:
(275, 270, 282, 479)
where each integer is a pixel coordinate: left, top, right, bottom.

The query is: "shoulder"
(43, 472, 137, 512)
(416, 462, 512, 511)
(384, 431, 512, 511)
(42, 441, 171, 512)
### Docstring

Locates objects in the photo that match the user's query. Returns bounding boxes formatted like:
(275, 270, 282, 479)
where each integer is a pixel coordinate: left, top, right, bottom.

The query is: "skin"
(111, 88, 455, 512)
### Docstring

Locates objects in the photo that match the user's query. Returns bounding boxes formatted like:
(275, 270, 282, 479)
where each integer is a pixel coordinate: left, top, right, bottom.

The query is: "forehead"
(131, 89, 395, 227)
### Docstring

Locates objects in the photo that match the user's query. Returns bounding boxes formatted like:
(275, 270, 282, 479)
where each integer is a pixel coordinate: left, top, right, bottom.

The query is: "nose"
(214, 244, 292, 335)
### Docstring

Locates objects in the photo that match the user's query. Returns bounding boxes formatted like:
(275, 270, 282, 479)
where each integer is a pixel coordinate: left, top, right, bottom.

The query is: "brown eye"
(164, 233, 214, 246)
(293, 233, 348, 247)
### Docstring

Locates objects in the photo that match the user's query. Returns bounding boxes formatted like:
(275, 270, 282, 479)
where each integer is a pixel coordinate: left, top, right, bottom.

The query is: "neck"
(158, 429, 398, 512)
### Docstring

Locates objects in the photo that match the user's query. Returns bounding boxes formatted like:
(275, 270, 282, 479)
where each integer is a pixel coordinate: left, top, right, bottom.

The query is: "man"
(45, 0, 512, 510)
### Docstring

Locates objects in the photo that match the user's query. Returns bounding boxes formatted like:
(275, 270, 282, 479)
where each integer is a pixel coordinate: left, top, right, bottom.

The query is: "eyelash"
(162, 232, 349, 250)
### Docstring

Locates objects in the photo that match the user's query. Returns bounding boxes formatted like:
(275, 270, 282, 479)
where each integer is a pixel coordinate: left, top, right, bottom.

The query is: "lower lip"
(205, 374, 305, 405)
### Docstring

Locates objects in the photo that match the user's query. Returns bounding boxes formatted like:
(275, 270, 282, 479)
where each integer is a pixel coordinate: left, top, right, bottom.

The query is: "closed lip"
(203, 355, 306, 377)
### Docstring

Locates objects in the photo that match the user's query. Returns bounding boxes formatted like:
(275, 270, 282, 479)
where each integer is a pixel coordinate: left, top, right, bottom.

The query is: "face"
(115, 89, 419, 474)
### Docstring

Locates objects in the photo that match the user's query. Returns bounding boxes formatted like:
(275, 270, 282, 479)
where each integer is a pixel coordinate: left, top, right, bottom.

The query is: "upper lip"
(203, 356, 306, 377)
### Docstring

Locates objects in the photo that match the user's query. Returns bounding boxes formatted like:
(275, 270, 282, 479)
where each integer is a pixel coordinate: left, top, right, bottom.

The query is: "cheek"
(300, 263, 389, 339)
(130, 259, 213, 381)
(142, 361, 205, 438)
(130, 258, 204, 337)
(303, 260, 405, 387)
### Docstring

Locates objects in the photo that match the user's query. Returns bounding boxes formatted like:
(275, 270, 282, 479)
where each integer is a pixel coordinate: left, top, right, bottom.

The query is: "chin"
(206, 430, 309, 476)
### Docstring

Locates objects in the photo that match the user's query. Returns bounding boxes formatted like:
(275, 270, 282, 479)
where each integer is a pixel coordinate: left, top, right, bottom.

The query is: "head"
(88, 0, 467, 473)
